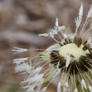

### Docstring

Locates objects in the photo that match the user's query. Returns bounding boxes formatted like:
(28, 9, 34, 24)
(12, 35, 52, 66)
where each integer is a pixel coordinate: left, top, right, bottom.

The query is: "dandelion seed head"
(13, 3, 92, 92)
(42, 34, 92, 75)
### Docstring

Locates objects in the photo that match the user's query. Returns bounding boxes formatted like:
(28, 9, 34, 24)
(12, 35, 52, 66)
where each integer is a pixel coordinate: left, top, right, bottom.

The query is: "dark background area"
(0, 0, 92, 92)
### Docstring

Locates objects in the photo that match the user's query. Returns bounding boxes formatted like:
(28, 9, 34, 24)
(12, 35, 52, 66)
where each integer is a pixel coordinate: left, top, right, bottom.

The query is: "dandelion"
(13, 3, 92, 92)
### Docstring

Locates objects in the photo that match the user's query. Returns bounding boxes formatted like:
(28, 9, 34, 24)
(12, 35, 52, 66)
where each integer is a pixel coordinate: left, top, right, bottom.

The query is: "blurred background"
(0, 0, 92, 92)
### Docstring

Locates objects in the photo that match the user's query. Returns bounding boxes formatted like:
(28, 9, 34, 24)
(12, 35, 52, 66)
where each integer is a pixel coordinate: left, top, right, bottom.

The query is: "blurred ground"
(0, 0, 92, 92)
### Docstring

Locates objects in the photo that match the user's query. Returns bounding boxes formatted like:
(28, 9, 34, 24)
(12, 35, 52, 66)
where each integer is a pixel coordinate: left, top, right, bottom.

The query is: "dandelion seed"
(81, 79, 87, 89)
(41, 87, 47, 92)
(13, 57, 29, 64)
(15, 63, 31, 73)
(57, 82, 61, 92)
(64, 81, 69, 87)
(13, 3, 92, 92)
(75, 2, 83, 33)
(55, 18, 59, 27)
(87, 5, 92, 18)
(12, 47, 28, 53)
(38, 33, 49, 37)
(74, 88, 78, 92)
(39, 18, 65, 42)
(89, 85, 92, 92)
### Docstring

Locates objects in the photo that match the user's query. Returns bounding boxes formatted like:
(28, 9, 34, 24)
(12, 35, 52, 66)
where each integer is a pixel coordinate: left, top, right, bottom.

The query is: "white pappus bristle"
(81, 79, 87, 89)
(75, 3, 83, 32)
(15, 63, 31, 73)
(57, 82, 61, 92)
(87, 5, 92, 18)
(13, 57, 29, 64)
(12, 47, 28, 53)
(74, 88, 78, 92)
(55, 18, 59, 27)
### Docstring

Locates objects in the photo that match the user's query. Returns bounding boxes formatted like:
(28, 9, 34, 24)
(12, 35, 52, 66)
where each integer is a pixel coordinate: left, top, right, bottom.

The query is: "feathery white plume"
(39, 18, 65, 38)
(41, 87, 47, 92)
(81, 79, 87, 89)
(64, 81, 69, 87)
(39, 33, 49, 37)
(29, 67, 42, 76)
(89, 85, 92, 92)
(22, 74, 44, 84)
(17, 62, 45, 92)
(15, 63, 31, 72)
(12, 47, 28, 53)
(74, 88, 78, 92)
(87, 5, 92, 18)
(75, 3, 83, 32)
(13, 57, 29, 64)
(57, 82, 61, 92)
(55, 18, 59, 26)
